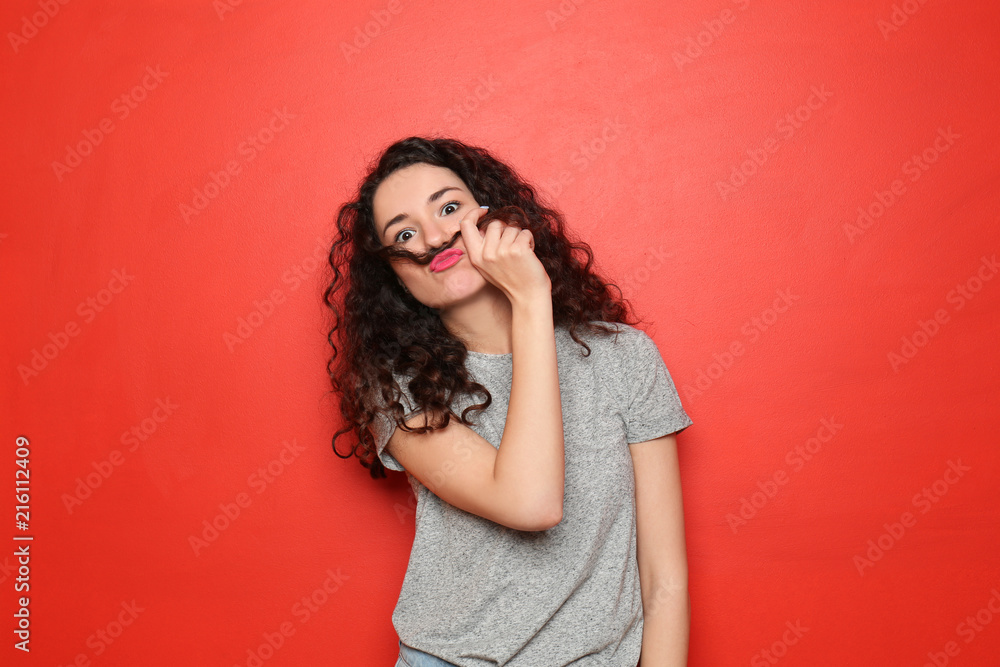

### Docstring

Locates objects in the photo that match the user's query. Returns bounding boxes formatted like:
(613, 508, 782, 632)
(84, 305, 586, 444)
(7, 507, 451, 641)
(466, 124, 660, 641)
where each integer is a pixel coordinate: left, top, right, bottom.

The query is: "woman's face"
(372, 163, 488, 310)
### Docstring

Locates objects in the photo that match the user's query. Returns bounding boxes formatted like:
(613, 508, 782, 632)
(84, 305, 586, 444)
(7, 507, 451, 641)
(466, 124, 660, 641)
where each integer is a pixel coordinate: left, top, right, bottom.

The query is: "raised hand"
(458, 206, 551, 304)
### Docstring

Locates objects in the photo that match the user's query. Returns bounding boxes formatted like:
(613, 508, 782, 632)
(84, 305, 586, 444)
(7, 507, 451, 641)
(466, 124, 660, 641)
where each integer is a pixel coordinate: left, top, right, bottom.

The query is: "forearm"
(638, 575, 690, 667)
(492, 293, 565, 523)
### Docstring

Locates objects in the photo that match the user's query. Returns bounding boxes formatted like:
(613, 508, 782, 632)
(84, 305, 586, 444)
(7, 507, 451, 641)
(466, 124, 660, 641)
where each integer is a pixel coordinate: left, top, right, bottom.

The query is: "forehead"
(372, 164, 467, 227)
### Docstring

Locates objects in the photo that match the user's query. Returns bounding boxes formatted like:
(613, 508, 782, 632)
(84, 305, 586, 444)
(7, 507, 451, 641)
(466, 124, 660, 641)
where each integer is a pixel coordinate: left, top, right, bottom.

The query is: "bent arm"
(492, 292, 565, 527)
(385, 291, 564, 531)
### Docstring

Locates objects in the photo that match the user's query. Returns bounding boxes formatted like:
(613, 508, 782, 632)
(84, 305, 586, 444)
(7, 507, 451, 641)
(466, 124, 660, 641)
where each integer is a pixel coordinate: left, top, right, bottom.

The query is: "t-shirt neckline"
(464, 325, 572, 360)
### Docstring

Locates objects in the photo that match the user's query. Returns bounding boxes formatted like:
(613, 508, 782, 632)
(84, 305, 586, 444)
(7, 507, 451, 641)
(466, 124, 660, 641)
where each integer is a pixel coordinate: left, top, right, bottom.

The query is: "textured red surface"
(2, 1, 998, 665)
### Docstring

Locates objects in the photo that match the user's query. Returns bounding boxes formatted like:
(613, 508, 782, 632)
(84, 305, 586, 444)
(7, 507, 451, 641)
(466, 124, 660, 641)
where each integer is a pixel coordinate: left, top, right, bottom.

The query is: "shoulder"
(553, 322, 655, 389)
(555, 321, 652, 356)
(564, 322, 677, 389)
(369, 369, 420, 420)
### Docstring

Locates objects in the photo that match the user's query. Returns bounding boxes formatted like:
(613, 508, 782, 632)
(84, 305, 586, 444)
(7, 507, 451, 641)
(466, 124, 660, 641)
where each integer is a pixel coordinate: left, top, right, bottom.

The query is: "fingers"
(458, 206, 490, 261)
(514, 227, 534, 251)
(461, 207, 536, 263)
(481, 219, 507, 259)
(494, 225, 532, 254)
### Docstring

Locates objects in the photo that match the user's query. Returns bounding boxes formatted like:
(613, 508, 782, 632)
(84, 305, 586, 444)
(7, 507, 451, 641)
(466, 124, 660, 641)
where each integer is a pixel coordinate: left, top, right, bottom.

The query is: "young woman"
(326, 137, 693, 666)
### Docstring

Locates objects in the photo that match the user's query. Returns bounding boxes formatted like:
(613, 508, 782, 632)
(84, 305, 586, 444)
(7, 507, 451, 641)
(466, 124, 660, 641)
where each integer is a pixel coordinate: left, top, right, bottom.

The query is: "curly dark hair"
(324, 136, 640, 479)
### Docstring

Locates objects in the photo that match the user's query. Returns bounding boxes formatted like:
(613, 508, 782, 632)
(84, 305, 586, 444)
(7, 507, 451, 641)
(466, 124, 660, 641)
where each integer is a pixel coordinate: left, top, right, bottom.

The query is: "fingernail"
(480, 205, 489, 210)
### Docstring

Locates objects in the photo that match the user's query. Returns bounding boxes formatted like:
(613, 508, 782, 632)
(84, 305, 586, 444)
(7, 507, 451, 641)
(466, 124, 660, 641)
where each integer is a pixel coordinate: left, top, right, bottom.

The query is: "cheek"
(396, 267, 420, 290)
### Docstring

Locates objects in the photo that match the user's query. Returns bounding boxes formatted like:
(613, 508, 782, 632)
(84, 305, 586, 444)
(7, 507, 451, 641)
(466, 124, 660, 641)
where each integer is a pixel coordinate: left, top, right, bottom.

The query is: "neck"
(439, 283, 514, 354)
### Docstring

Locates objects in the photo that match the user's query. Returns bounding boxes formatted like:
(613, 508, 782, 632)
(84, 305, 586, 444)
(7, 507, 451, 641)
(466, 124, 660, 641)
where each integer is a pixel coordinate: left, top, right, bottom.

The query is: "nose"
(420, 215, 458, 249)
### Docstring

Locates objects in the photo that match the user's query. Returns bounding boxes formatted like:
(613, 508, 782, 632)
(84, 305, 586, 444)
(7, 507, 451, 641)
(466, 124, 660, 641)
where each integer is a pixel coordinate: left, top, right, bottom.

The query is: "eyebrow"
(381, 186, 463, 240)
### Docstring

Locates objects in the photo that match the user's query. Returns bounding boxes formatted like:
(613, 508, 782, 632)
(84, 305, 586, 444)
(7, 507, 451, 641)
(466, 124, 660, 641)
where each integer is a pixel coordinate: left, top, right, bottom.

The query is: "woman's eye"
(394, 229, 415, 244)
(442, 201, 461, 215)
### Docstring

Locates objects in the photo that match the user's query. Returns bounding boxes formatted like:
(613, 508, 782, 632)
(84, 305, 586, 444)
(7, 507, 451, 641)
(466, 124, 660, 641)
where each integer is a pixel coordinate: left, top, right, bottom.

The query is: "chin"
(420, 268, 488, 309)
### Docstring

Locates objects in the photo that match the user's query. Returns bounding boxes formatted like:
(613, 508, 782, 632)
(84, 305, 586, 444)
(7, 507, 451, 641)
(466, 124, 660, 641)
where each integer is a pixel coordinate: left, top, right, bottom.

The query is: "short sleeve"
(624, 329, 693, 444)
(371, 374, 424, 472)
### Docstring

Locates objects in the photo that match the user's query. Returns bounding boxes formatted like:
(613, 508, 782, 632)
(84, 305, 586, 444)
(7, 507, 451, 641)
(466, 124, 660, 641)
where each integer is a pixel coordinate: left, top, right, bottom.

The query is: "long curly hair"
(325, 136, 640, 479)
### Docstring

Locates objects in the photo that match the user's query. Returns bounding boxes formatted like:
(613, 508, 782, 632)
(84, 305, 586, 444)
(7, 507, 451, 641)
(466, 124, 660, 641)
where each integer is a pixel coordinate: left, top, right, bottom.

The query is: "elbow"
(520, 501, 563, 532)
(542, 504, 563, 530)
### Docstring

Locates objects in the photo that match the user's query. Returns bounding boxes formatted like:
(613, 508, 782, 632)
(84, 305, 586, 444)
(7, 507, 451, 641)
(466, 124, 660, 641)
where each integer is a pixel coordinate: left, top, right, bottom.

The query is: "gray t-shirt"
(373, 322, 693, 666)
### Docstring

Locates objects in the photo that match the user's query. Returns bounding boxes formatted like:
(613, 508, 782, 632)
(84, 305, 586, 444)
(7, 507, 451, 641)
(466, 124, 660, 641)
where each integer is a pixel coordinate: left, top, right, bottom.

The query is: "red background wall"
(2, 1, 998, 665)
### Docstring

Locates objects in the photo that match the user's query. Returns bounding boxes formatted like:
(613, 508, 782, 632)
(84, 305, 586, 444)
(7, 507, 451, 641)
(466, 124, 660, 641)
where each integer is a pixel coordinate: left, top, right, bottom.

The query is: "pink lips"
(430, 248, 463, 272)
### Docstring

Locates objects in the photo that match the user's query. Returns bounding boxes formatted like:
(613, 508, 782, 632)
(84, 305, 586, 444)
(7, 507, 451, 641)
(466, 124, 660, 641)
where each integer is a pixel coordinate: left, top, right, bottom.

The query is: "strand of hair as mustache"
(387, 204, 539, 265)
